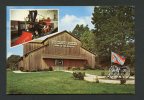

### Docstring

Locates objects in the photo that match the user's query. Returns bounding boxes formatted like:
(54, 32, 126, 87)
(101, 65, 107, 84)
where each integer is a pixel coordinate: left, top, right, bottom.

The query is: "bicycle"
(108, 65, 130, 79)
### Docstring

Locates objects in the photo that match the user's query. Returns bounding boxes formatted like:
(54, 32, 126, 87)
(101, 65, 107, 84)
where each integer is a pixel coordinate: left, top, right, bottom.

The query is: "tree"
(71, 24, 95, 53)
(7, 55, 21, 70)
(71, 24, 89, 39)
(91, 6, 135, 67)
(80, 30, 95, 52)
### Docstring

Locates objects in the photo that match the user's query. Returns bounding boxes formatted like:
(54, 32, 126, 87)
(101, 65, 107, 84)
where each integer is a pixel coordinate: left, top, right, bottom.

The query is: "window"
(55, 59, 63, 66)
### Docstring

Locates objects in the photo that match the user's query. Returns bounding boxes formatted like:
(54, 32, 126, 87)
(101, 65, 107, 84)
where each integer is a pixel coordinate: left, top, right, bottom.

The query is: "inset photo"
(8, 8, 58, 47)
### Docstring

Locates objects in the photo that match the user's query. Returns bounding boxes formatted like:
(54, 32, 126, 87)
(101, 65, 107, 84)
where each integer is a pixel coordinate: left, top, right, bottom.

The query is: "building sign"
(52, 41, 77, 47)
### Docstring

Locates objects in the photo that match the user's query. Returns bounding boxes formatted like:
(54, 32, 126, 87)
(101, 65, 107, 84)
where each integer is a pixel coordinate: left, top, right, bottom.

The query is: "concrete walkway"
(13, 70, 41, 73)
(63, 70, 135, 85)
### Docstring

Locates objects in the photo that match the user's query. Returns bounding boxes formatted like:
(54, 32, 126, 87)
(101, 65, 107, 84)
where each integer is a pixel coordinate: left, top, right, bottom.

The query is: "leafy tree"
(80, 30, 95, 52)
(91, 6, 135, 67)
(7, 55, 21, 70)
(71, 24, 95, 53)
(72, 24, 89, 39)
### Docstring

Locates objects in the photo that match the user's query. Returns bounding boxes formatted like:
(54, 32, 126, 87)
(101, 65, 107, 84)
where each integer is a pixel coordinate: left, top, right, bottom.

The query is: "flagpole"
(111, 51, 112, 67)
(109, 50, 112, 78)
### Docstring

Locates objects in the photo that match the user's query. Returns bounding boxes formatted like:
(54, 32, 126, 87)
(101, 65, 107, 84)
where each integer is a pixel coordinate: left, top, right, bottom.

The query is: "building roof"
(30, 40, 43, 43)
(29, 30, 81, 43)
(24, 30, 95, 57)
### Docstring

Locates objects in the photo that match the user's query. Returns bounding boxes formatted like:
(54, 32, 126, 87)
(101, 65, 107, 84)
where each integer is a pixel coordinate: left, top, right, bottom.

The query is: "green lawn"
(74, 69, 109, 76)
(7, 71, 135, 94)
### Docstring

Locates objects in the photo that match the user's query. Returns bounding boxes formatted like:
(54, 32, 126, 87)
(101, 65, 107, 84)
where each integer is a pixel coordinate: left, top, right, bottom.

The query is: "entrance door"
(55, 59, 64, 70)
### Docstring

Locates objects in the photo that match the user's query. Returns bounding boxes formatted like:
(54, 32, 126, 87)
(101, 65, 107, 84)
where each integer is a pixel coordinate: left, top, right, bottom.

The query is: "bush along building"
(18, 30, 95, 71)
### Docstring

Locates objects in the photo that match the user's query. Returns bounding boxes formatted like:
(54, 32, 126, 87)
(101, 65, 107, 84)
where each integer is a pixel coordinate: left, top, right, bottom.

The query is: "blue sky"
(7, 6, 94, 57)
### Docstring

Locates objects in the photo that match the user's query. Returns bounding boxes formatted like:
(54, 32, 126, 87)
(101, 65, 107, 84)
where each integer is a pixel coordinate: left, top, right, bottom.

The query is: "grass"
(74, 69, 109, 76)
(7, 70, 135, 94)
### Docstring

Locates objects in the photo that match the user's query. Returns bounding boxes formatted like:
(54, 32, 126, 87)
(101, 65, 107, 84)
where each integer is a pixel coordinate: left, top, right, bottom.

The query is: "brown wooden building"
(18, 30, 95, 71)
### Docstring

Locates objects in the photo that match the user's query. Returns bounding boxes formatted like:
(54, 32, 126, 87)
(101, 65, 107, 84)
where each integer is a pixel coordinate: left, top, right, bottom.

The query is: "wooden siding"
(19, 31, 95, 71)
(43, 32, 81, 56)
(23, 43, 43, 55)
(80, 48, 95, 68)
(63, 59, 87, 67)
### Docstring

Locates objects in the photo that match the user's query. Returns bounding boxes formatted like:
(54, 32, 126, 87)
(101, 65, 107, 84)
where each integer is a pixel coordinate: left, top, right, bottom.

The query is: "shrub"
(77, 67, 80, 70)
(49, 66, 53, 71)
(43, 68, 49, 71)
(25, 70, 29, 72)
(67, 67, 71, 70)
(101, 72, 105, 76)
(73, 72, 85, 80)
(80, 67, 85, 70)
(84, 65, 91, 70)
(90, 67, 96, 70)
(72, 67, 80, 70)
(95, 65, 105, 70)
(94, 65, 100, 69)
(120, 78, 126, 85)
(19, 67, 24, 71)
(72, 67, 76, 70)
(95, 76, 99, 83)
(130, 71, 135, 76)
(43, 69, 46, 71)
(31, 70, 37, 72)
(37, 68, 42, 71)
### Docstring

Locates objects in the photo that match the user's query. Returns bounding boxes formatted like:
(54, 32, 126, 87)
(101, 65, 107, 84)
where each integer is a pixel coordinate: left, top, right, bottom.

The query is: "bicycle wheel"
(120, 66, 130, 79)
(108, 65, 119, 79)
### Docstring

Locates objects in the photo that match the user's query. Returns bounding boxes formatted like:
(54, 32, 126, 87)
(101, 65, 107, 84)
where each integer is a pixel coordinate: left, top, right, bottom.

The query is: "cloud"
(59, 14, 94, 31)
